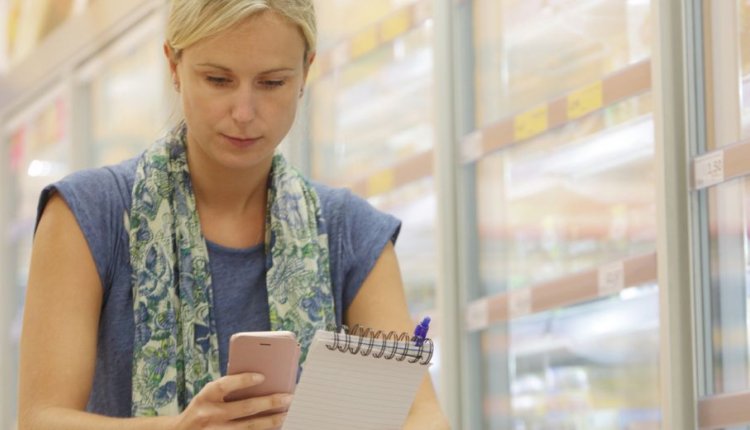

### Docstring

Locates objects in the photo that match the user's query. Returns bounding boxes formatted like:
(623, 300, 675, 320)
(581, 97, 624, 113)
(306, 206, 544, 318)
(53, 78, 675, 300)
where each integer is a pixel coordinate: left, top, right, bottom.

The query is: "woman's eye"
(207, 76, 231, 86)
(260, 80, 285, 88)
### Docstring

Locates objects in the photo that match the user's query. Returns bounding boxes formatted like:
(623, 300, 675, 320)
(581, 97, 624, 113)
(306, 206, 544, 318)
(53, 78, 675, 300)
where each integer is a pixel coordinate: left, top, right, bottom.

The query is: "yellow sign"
(350, 27, 379, 59)
(367, 169, 396, 196)
(381, 10, 411, 43)
(513, 105, 548, 141)
(567, 81, 603, 119)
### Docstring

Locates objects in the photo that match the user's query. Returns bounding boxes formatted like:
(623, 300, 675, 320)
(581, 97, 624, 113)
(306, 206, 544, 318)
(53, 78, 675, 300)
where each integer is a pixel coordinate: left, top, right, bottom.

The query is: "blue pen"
(413, 316, 431, 347)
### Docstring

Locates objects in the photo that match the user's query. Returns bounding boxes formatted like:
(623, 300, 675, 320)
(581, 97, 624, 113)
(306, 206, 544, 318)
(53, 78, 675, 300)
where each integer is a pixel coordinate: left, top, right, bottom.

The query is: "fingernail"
(279, 394, 293, 406)
(252, 373, 265, 383)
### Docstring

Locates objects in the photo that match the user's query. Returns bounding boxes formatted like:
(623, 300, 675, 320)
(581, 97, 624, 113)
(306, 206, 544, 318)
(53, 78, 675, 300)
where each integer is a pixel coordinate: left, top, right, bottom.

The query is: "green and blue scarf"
(127, 124, 335, 416)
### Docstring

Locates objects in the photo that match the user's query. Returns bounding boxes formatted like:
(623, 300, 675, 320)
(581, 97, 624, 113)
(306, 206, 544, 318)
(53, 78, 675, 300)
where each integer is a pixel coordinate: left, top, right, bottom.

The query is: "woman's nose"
(231, 87, 256, 123)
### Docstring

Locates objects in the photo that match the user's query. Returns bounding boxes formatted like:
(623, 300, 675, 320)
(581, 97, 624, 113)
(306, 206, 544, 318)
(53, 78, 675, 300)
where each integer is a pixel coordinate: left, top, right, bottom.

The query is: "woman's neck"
(187, 150, 271, 215)
(186, 146, 272, 248)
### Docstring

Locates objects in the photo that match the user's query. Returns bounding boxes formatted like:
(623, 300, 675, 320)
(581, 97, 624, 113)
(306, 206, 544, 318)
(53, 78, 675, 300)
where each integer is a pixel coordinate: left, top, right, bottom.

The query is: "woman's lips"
(222, 134, 259, 148)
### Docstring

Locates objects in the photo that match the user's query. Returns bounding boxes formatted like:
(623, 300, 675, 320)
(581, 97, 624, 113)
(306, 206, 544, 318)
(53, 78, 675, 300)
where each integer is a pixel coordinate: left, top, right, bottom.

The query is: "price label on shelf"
(367, 169, 395, 196)
(694, 150, 724, 190)
(568, 81, 603, 119)
(513, 105, 548, 141)
(350, 27, 379, 58)
(508, 289, 532, 320)
(465, 298, 489, 331)
(380, 9, 411, 42)
(598, 261, 625, 297)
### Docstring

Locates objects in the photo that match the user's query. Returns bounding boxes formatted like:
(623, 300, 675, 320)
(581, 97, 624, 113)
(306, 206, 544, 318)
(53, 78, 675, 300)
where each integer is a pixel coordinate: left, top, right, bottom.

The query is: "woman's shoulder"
(37, 155, 140, 241)
(310, 181, 371, 216)
(60, 156, 138, 194)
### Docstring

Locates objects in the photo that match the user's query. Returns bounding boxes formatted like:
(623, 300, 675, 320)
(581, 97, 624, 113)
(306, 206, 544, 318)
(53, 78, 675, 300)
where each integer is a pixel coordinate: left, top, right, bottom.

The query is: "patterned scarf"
(127, 124, 335, 416)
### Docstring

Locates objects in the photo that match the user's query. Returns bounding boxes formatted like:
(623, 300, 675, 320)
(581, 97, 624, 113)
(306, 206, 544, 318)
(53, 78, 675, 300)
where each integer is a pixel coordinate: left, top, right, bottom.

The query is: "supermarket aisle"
(1, 1, 750, 429)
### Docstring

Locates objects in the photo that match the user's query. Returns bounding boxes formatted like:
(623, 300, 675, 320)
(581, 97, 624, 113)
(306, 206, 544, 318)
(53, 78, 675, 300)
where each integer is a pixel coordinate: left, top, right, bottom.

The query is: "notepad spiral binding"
(325, 324, 433, 365)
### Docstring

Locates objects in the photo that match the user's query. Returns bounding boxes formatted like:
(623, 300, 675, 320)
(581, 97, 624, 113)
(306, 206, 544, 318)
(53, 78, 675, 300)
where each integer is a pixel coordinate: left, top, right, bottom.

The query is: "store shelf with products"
(474, 96, 656, 299)
(466, 253, 656, 331)
(462, 60, 651, 164)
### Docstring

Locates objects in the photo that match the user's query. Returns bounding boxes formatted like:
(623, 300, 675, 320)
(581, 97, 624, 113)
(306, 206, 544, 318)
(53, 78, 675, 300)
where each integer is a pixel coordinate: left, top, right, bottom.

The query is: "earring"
(173, 80, 180, 92)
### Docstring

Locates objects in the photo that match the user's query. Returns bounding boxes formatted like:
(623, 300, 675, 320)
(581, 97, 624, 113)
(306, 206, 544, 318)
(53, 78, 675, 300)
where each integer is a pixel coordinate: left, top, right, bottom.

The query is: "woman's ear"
(300, 52, 316, 98)
(164, 42, 180, 91)
(303, 51, 316, 82)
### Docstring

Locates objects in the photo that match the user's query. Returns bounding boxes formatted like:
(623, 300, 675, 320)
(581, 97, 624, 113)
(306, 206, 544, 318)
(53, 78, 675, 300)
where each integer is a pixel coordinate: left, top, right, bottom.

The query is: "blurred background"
(0, 1, 749, 429)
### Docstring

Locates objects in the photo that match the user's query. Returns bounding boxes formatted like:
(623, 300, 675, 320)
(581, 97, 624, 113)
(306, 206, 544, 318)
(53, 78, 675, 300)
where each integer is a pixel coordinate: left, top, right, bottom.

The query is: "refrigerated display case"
(307, 0, 440, 389)
(310, 2, 435, 311)
(467, 0, 658, 427)
(80, 13, 168, 167)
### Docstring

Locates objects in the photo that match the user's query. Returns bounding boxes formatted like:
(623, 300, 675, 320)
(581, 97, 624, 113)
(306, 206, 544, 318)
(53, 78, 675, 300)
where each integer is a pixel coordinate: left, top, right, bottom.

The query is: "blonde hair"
(167, 0, 316, 61)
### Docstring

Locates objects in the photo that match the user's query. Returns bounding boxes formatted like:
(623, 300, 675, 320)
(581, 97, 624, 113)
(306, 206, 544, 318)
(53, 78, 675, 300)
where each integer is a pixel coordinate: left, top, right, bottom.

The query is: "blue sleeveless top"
(36, 156, 400, 417)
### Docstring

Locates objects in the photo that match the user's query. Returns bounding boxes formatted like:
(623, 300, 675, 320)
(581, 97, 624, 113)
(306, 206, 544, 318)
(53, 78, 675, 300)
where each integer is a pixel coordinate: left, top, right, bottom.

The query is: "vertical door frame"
(652, 0, 699, 427)
(433, 0, 462, 427)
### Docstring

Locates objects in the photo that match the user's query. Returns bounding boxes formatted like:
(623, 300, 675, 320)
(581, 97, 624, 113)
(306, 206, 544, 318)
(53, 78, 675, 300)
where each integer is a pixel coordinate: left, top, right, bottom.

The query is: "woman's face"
(169, 11, 309, 171)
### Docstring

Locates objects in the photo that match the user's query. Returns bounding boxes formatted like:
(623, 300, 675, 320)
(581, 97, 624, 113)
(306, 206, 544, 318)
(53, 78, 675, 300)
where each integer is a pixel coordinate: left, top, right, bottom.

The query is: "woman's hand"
(173, 373, 293, 430)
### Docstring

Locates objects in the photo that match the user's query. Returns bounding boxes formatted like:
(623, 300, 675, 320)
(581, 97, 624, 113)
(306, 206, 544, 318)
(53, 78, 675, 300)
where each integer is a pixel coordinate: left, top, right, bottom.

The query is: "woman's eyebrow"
(195, 62, 231, 71)
(195, 63, 297, 74)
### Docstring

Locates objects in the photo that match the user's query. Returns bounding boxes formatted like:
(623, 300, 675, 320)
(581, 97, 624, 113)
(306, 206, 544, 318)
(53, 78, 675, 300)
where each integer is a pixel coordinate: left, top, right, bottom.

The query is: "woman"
(17, 1, 450, 429)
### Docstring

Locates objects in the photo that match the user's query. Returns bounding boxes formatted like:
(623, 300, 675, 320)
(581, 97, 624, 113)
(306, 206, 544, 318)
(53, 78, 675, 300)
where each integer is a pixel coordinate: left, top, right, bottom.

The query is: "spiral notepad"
(282, 325, 433, 430)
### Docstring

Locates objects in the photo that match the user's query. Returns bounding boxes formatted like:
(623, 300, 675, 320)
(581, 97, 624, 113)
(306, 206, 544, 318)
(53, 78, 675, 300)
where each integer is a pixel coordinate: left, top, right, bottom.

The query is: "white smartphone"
(224, 331, 300, 403)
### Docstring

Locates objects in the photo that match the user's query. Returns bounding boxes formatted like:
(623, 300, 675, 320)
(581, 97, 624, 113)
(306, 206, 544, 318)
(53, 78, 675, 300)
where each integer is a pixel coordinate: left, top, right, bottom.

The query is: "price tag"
(508, 289, 532, 320)
(367, 169, 395, 196)
(350, 27, 379, 58)
(568, 81, 603, 119)
(461, 131, 484, 163)
(514, 105, 548, 141)
(465, 298, 489, 331)
(694, 150, 725, 190)
(598, 262, 625, 296)
(381, 9, 411, 42)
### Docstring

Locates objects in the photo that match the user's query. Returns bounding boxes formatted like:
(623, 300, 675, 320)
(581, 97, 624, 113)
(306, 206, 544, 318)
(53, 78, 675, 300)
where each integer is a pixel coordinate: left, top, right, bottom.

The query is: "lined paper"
(282, 330, 429, 430)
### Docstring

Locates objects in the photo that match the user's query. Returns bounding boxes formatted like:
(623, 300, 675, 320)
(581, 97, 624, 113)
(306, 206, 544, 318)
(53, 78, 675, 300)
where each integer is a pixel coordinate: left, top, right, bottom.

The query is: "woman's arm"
(345, 241, 451, 430)
(18, 193, 172, 430)
(18, 194, 288, 430)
